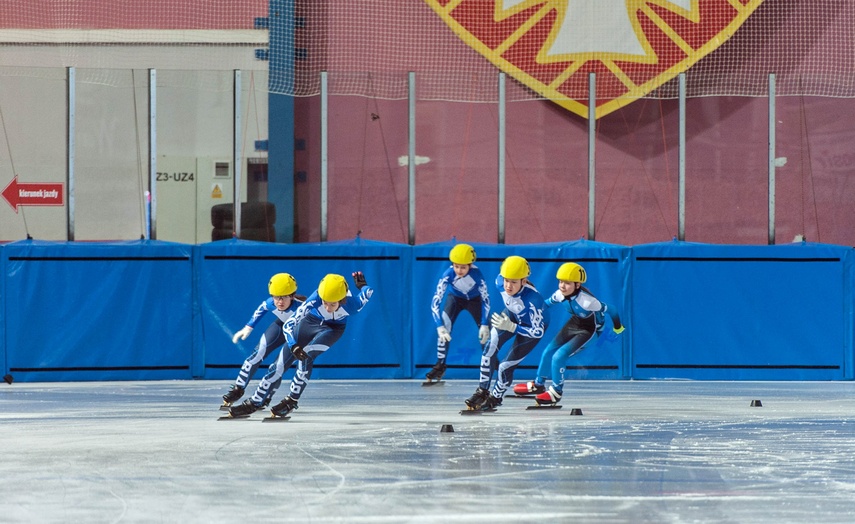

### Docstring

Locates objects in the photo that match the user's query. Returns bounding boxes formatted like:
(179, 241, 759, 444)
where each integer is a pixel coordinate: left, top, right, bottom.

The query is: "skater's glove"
(478, 325, 490, 345)
(352, 271, 367, 290)
(491, 312, 517, 333)
(613, 325, 625, 335)
(290, 345, 309, 361)
(550, 289, 566, 304)
(437, 326, 452, 343)
(232, 326, 253, 344)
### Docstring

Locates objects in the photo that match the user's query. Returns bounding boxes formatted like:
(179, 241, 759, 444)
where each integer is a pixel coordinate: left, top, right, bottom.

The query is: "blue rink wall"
(1, 238, 853, 382)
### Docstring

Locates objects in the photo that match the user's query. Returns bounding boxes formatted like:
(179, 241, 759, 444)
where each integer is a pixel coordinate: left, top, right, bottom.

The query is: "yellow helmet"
(449, 243, 476, 265)
(318, 274, 348, 302)
(556, 262, 586, 283)
(500, 255, 530, 280)
(268, 273, 297, 296)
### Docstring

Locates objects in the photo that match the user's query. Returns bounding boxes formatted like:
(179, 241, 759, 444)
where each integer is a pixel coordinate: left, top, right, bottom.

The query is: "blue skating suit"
(430, 264, 490, 362)
(536, 287, 623, 394)
(231, 297, 303, 390)
(479, 275, 547, 399)
(246, 285, 374, 406)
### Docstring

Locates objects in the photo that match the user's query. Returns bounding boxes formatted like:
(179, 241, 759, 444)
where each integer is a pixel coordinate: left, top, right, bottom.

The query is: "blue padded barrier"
(2, 239, 195, 381)
(631, 241, 853, 380)
(2, 239, 852, 383)
(412, 240, 631, 381)
(197, 238, 410, 380)
(0, 244, 5, 380)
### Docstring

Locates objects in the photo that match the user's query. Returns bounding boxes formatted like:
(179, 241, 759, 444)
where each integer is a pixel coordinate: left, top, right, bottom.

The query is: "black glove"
(290, 345, 308, 361)
(352, 271, 367, 290)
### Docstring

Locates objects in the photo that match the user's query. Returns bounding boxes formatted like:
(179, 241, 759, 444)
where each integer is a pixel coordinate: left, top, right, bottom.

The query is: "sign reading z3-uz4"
(156, 172, 196, 182)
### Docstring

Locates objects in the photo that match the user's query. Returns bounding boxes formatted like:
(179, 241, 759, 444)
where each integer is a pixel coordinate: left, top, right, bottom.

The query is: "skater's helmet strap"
(318, 274, 348, 302)
(449, 243, 476, 265)
(269, 273, 297, 296)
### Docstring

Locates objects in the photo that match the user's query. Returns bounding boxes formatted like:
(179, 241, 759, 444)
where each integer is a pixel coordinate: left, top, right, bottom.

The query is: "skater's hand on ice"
(352, 271, 367, 290)
(550, 289, 566, 303)
(290, 345, 309, 361)
(478, 325, 490, 345)
(232, 326, 252, 344)
(491, 312, 517, 333)
(437, 326, 452, 343)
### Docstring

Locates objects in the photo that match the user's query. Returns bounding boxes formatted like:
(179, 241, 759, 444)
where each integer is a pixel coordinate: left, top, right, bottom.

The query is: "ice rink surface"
(2, 379, 855, 523)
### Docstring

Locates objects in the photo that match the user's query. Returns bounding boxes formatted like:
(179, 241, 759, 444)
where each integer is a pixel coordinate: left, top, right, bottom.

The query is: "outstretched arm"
(352, 271, 374, 310)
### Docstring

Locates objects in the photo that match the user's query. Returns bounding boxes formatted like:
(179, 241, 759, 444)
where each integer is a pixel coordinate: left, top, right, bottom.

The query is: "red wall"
(293, 94, 855, 246)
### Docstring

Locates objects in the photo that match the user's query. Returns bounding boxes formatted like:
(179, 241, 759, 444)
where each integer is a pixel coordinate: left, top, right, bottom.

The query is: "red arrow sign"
(2, 176, 65, 213)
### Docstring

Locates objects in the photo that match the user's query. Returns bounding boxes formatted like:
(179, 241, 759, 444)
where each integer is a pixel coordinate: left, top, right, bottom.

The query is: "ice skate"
(422, 362, 447, 386)
(227, 399, 260, 418)
(535, 386, 562, 406)
(512, 381, 545, 396)
(463, 387, 489, 410)
(481, 394, 502, 412)
(221, 385, 245, 407)
(269, 396, 298, 418)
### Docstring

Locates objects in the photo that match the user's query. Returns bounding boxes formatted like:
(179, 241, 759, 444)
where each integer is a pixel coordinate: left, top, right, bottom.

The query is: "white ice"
(2, 380, 855, 523)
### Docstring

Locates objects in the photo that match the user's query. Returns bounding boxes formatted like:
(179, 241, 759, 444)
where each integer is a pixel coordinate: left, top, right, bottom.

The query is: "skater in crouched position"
(426, 243, 491, 383)
(221, 273, 304, 407)
(464, 255, 546, 411)
(514, 262, 624, 406)
(229, 271, 374, 418)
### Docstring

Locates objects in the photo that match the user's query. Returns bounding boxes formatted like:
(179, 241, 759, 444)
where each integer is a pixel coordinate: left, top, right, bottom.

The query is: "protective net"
(1, 1, 853, 247)
(283, 0, 855, 118)
(3, 1, 853, 108)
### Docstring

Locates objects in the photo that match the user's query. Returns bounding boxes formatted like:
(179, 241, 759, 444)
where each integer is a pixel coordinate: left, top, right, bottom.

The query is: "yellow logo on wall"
(211, 184, 223, 199)
(424, 0, 764, 119)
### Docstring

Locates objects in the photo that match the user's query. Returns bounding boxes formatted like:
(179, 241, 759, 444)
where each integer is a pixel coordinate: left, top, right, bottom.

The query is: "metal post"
(587, 73, 596, 240)
(498, 72, 506, 244)
(233, 69, 243, 239)
(320, 71, 328, 241)
(408, 71, 416, 245)
(678, 73, 686, 241)
(66, 67, 76, 241)
(149, 69, 157, 240)
(768, 73, 776, 245)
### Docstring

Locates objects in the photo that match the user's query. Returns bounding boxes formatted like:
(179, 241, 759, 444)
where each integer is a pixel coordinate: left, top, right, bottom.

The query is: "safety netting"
(3, 1, 854, 112)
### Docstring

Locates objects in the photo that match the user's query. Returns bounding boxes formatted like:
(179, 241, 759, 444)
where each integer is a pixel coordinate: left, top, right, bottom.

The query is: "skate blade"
(261, 416, 291, 423)
(217, 414, 252, 420)
(421, 380, 444, 387)
(219, 405, 231, 411)
(526, 404, 562, 410)
(459, 407, 497, 415)
(507, 394, 536, 398)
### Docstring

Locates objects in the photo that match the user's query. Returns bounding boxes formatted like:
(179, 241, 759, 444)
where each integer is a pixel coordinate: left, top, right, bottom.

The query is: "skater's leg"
(549, 331, 595, 394)
(249, 348, 296, 406)
(426, 302, 460, 382)
(535, 338, 563, 387)
(436, 299, 463, 364)
(462, 297, 483, 329)
(463, 296, 490, 348)
(492, 334, 540, 398)
(235, 322, 285, 388)
(288, 325, 344, 401)
(478, 329, 512, 390)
